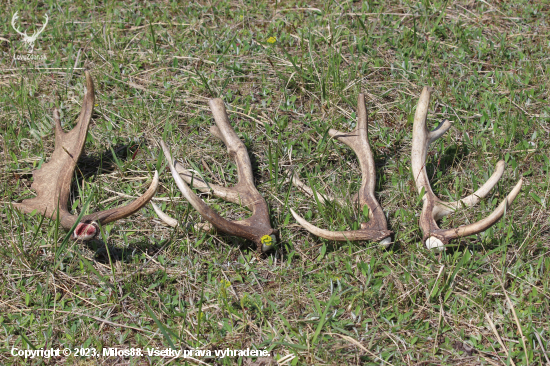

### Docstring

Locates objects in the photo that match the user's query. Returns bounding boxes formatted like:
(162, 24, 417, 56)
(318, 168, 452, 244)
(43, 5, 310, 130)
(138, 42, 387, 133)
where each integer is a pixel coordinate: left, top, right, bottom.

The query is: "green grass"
(1, 0, 550, 365)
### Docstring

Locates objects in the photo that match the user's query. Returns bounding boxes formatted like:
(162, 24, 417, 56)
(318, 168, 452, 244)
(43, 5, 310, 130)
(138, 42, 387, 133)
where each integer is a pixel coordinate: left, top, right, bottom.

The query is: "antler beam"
(290, 94, 393, 246)
(14, 71, 159, 240)
(411, 86, 523, 250)
(157, 99, 277, 252)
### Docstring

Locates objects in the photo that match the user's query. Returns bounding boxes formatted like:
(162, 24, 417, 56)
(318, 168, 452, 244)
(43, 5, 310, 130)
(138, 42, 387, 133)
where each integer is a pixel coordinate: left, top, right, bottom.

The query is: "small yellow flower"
(267, 37, 276, 44)
(94, 104, 98, 107)
(220, 279, 231, 288)
(260, 235, 272, 246)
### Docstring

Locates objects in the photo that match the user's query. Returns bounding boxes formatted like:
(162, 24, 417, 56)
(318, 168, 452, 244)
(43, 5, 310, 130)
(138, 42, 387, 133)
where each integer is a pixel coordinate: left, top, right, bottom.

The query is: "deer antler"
(411, 87, 523, 250)
(156, 98, 277, 252)
(290, 94, 393, 246)
(14, 71, 159, 240)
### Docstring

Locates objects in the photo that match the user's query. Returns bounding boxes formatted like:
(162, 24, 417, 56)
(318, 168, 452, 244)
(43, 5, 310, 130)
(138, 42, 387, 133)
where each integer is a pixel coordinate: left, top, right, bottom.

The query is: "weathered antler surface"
(411, 86, 523, 250)
(156, 98, 277, 252)
(14, 71, 159, 240)
(290, 94, 393, 246)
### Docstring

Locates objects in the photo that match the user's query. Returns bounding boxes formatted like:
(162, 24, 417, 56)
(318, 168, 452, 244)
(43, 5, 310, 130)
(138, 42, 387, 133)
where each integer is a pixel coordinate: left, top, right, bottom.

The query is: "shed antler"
(290, 94, 393, 246)
(14, 71, 159, 240)
(411, 87, 522, 250)
(156, 99, 277, 252)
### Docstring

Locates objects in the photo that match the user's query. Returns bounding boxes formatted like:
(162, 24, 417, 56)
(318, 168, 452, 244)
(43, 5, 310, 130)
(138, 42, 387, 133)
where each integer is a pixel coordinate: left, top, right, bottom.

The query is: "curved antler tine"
(411, 87, 442, 198)
(433, 160, 505, 220)
(430, 178, 523, 247)
(151, 202, 179, 227)
(160, 140, 268, 244)
(411, 86, 523, 250)
(291, 93, 392, 245)
(152, 201, 214, 233)
(427, 120, 453, 145)
(288, 170, 340, 205)
(290, 209, 392, 244)
(83, 171, 159, 225)
(174, 161, 252, 205)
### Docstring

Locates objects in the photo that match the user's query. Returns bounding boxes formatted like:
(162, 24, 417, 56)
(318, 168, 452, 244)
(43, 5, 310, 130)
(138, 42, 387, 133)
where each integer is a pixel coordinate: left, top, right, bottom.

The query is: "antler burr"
(14, 71, 159, 240)
(411, 86, 523, 250)
(290, 94, 393, 246)
(156, 99, 277, 252)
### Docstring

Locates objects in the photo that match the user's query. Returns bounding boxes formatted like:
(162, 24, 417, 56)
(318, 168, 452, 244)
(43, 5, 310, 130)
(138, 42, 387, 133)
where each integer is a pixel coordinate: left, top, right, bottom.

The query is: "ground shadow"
(85, 237, 167, 264)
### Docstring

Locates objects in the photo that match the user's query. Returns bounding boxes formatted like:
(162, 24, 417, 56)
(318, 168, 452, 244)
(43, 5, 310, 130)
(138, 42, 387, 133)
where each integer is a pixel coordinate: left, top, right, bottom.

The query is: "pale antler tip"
(151, 202, 179, 228)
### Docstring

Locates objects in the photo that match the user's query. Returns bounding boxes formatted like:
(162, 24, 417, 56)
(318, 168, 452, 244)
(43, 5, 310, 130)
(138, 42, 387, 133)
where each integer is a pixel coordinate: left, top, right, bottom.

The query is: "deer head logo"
(11, 12, 48, 53)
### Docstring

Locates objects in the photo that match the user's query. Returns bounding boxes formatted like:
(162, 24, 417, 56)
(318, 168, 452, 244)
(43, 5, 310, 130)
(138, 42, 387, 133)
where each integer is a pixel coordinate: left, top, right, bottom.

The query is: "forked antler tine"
(411, 86, 523, 250)
(412, 115, 503, 219)
(14, 71, 159, 241)
(328, 94, 386, 229)
(290, 93, 392, 246)
(435, 179, 523, 241)
(14, 71, 95, 230)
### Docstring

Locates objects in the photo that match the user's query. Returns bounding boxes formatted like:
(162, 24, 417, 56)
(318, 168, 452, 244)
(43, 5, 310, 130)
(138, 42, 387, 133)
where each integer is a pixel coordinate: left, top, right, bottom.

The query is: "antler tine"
(173, 162, 251, 205)
(290, 94, 393, 246)
(157, 99, 277, 252)
(14, 71, 159, 241)
(81, 171, 159, 225)
(288, 170, 342, 205)
(151, 202, 179, 227)
(411, 86, 523, 250)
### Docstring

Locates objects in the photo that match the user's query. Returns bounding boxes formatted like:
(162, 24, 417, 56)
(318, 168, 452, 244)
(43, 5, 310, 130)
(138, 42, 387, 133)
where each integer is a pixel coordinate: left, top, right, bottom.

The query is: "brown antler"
(156, 98, 277, 252)
(14, 71, 159, 240)
(411, 86, 523, 250)
(290, 94, 393, 246)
